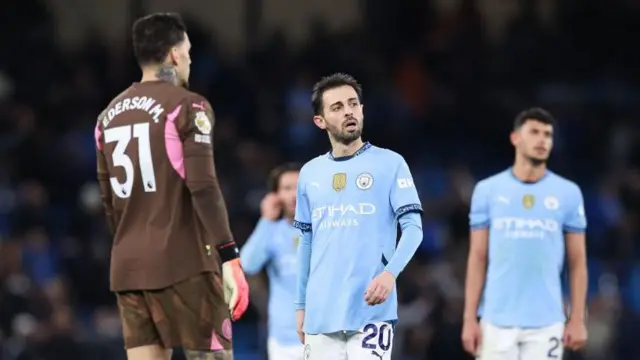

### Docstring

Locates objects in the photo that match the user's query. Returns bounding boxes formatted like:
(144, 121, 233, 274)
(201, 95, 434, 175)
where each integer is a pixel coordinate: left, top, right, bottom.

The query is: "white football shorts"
(479, 320, 565, 360)
(267, 337, 305, 360)
(304, 321, 394, 360)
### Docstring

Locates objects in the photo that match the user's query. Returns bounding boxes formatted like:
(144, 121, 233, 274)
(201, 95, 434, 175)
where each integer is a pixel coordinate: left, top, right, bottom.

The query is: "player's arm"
(240, 219, 277, 275)
(293, 173, 312, 311)
(178, 95, 248, 320)
(294, 175, 312, 342)
(386, 158, 424, 278)
(239, 220, 273, 318)
(95, 122, 117, 234)
(463, 181, 490, 322)
(564, 187, 588, 322)
(179, 96, 234, 251)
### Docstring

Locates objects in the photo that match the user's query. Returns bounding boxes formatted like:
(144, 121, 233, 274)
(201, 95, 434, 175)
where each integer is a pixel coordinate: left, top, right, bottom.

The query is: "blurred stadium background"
(1, 0, 640, 359)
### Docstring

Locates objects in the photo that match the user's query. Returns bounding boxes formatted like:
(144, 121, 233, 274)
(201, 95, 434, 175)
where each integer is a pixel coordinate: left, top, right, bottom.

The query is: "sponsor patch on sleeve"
(193, 111, 212, 134)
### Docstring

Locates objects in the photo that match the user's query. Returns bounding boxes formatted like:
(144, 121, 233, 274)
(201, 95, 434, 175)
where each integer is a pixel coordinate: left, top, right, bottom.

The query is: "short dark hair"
(267, 163, 301, 192)
(513, 107, 555, 130)
(311, 73, 363, 115)
(132, 13, 187, 66)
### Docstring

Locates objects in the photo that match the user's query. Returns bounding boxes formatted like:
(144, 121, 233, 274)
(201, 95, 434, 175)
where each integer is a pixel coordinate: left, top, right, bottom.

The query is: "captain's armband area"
(293, 220, 311, 232)
(396, 204, 423, 217)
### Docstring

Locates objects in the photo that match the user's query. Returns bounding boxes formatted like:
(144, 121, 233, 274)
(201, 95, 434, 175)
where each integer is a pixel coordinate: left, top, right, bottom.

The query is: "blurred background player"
(94, 13, 249, 360)
(240, 163, 304, 360)
(293, 73, 424, 360)
(461, 108, 588, 360)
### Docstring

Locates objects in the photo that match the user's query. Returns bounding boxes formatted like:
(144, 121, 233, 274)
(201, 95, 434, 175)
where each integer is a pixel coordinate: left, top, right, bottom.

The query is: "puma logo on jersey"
(192, 101, 206, 110)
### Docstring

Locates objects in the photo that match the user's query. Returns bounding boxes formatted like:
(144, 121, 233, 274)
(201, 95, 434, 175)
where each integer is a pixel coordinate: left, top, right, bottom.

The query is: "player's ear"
(510, 131, 519, 146)
(168, 47, 179, 66)
(312, 115, 326, 130)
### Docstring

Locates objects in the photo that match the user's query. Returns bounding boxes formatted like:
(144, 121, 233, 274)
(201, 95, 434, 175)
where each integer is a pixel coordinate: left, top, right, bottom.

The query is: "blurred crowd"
(2, 0, 640, 359)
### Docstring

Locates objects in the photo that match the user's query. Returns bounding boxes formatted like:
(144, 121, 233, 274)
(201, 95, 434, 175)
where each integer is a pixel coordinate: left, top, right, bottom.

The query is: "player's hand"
(222, 258, 250, 321)
(461, 318, 482, 356)
(365, 270, 395, 305)
(563, 318, 587, 351)
(260, 193, 282, 220)
(296, 309, 305, 344)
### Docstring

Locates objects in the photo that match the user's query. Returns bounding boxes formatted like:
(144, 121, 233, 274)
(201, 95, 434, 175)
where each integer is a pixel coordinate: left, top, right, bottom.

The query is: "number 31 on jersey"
(104, 123, 156, 198)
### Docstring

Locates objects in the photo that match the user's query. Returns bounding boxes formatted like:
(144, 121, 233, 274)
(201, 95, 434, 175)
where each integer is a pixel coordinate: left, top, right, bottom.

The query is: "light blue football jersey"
(293, 142, 423, 334)
(469, 169, 587, 328)
(240, 218, 300, 345)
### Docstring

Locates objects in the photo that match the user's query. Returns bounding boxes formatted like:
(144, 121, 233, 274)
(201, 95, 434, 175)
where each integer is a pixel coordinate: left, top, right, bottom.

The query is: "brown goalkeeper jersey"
(94, 80, 233, 292)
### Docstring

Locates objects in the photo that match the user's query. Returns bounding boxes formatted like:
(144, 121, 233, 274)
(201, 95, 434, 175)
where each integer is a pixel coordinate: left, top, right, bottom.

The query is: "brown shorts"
(116, 272, 232, 351)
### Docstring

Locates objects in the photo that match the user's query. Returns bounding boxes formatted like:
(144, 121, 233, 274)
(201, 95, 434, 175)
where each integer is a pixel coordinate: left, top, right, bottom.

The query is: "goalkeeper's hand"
(218, 242, 250, 321)
(222, 258, 249, 320)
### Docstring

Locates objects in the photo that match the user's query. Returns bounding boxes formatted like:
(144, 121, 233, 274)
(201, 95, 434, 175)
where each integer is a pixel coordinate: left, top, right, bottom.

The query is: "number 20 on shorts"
(361, 323, 392, 352)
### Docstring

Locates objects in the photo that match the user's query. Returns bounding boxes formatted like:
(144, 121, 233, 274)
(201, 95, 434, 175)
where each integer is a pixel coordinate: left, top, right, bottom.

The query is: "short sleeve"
(293, 169, 312, 232)
(564, 185, 587, 233)
(469, 181, 490, 230)
(390, 157, 423, 217)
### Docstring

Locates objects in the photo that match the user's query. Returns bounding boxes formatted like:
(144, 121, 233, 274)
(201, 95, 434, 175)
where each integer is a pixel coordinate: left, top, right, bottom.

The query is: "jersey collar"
(327, 142, 372, 162)
(508, 167, 549, 184)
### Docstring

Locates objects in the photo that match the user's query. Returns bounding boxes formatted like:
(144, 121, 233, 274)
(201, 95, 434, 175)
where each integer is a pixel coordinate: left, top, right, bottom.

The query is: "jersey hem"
(470, 222, 490, 230)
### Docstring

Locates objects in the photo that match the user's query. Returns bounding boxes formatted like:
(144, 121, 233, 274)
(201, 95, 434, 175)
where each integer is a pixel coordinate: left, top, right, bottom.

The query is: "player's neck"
(330, 138, 364, 158)
(140, 65, 179, 86)
(512, 159, 547, 183)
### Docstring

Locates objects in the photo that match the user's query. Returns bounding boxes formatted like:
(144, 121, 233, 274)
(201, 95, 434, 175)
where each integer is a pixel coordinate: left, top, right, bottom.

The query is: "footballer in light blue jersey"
(294, 73, 423, 360)
(240, 163, 305, 360)
(462, 108, 588, 360)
